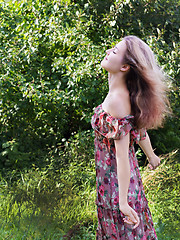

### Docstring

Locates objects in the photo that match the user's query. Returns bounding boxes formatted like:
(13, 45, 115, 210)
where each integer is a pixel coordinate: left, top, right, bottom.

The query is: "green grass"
(142, 150, 180, 240)
(0, 213, 179, 240)
(0, 163, 97, 239)
(0, 150, 179, 239)
(0, 196, 97, 239)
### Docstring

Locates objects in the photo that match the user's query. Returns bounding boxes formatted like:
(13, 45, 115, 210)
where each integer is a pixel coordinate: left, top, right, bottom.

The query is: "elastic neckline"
(100, 103, 134, 120)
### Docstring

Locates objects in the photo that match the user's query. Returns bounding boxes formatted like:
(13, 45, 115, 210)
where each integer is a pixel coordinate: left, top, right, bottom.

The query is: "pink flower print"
(130, 178, 135, 184)
(145, 211, 149, 222)
(114, 196, 119, 205)
(97, 208, 103, 219)
(113, 210, 116, 214)
(130, 130, 140, 144)
(95, 151, 100, 161)
(113, 215, 118, 224)
(132, 150, 135, 157)
(99, 112, 105, 121)
(144, 224, 148, 232)
(111, 223, 117, 234)
(103, 138, 108, 145)
(128, 200, 133, 208)
(107, 139, 111, 149)
(104, 177, 109, 184)
(107, 211, 111, 219)
(142, 235, 147, 240)
(106, 158, 111, 166)
(112, 235, 117, 239)
(131, 130, 137, 138)
(132, 229, 136, 237)
(98, 192, 101, 202)
(138, 191, 141, 201)
(112, 211, 118, 223)
(135, 201, 141, 211)
(118, 215, 123, 224)
(96, 168, 100, 174)
(99, 185, 105, 196)
(133, 159, 137, 168)
(111, 181, 115, 187)
(95, 117, 99, 125)
(112, 125, 117, 134)
(106, 116, 112, 123)
(98, 142, 103, 151)
(102, 221, 109, 228)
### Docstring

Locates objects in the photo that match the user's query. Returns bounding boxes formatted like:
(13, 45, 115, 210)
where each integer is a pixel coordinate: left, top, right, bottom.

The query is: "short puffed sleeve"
(139, 128, 147, 141)
(130, 128, 147, 144)
(91, 111, 134, 140)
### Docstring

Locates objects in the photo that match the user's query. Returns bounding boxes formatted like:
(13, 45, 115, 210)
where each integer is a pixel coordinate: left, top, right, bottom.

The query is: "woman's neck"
(108, 72, 128, 93)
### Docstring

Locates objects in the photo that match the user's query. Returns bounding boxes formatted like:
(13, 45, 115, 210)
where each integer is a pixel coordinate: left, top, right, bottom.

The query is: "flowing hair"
(123, 35, 171, 130)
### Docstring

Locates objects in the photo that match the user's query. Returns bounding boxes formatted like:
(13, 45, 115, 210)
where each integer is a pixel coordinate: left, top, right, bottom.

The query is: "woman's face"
(101, 40, 127, 73)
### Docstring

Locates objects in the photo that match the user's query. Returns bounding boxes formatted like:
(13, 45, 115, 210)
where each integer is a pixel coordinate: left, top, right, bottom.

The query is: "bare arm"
(139, 132, 161, 169)
(115, 134, 130, 205)
(105, 95, 140, 228)
(115, 133, 140, 228)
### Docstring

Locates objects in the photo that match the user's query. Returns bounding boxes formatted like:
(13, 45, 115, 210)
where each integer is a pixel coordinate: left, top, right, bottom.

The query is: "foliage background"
(0, 0, 179, 239)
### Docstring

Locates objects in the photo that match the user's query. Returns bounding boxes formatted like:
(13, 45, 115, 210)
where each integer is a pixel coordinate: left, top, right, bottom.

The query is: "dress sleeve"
(139, 128, 147, 141)
(92, 111, 134, 140)
(130, 128, 147, 144)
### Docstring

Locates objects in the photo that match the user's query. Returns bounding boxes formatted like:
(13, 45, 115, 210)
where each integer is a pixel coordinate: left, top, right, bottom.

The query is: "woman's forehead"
(115, 40, 126, 51)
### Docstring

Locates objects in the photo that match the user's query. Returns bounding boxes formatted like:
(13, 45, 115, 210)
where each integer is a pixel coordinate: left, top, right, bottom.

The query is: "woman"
(91, 36, 170, 239)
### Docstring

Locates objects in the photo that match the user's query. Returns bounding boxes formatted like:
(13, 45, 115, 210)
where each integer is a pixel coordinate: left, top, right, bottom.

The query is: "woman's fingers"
(149, 163, 160, 170)
(123, 211, 139, 228)
(120, 204, 140, 228)
(133, 221, 139, 229)
(129, 213, 137, 224)
(148, 163, 153, 170)
(132, 213, 140, 229)
(148, 155, 161, 170)
(131, 210, 140, 228)
(123, 217, 134, 224)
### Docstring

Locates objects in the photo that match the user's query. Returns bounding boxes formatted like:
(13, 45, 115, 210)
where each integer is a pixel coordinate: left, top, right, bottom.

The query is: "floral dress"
(91, 104, 158, 240)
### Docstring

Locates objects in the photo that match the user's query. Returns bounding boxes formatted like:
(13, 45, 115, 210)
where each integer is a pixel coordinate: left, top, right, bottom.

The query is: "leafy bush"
(0, 2, 179, 238)
(0, 0, 179, 172)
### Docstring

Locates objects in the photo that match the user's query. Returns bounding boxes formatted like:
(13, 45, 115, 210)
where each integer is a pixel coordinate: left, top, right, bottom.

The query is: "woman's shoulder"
(103, 91, 131, 119)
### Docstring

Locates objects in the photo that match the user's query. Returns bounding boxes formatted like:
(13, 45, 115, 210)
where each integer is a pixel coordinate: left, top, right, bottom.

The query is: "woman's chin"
(100, 60, 109, 71)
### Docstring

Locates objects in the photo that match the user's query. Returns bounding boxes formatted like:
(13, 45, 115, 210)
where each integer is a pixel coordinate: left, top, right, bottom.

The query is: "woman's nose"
(106, 48, 113, 54)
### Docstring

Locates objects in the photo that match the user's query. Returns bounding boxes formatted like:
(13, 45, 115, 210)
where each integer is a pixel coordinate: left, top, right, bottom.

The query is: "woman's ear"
(120, 64, 130, 72)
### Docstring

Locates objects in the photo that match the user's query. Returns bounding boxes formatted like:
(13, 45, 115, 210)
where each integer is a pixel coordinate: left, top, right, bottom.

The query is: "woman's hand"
(119, 203, 140, 229)
(148, 154, 161, 170)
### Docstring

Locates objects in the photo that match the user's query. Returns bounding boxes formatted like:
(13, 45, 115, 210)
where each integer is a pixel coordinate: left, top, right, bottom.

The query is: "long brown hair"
(123, 35, 171, 129)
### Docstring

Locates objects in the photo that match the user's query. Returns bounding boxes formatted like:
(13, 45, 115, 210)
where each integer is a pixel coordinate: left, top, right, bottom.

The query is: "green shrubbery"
(0, 0, 179, 171)
(0, 0, 179, 238)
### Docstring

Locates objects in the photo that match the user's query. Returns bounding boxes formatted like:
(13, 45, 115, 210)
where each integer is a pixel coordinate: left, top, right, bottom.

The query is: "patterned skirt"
(96, 205, 158, 240)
